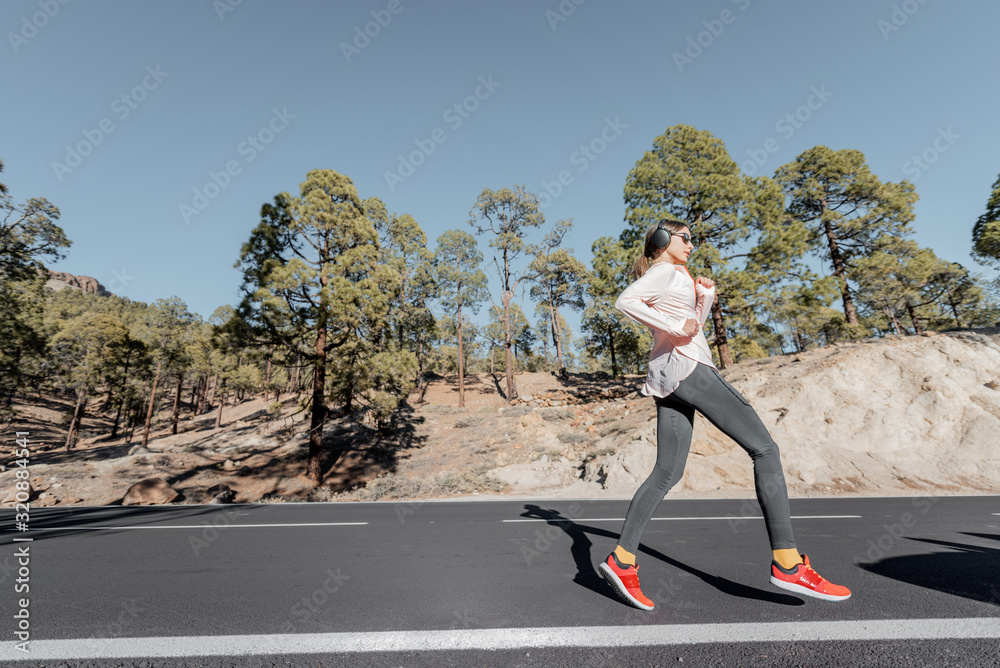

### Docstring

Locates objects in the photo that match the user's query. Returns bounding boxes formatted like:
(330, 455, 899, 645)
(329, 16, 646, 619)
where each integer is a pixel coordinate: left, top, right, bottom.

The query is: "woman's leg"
(670, 364, 796, 550)
(616, 395, 695, 555)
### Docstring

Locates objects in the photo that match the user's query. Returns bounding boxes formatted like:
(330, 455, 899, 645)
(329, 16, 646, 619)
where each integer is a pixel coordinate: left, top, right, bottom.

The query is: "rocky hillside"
(45, 270, 113, 297)
(2, 328, 998, 506)
(488, 328, 1000, 499)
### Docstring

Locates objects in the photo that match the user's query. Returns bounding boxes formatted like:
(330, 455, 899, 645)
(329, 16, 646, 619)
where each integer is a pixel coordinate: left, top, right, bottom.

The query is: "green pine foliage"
(972, 173, 1000, 269)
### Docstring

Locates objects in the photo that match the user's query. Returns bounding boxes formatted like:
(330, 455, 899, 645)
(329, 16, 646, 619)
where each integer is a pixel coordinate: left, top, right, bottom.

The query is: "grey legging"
(617, 361, 795, 553)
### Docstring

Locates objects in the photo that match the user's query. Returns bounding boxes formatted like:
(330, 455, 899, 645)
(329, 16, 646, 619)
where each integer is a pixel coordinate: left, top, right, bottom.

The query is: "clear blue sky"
(3, 0, 998, 334)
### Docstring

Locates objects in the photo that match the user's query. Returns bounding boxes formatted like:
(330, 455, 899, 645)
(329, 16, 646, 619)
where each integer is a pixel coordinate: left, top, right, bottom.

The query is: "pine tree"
(49, 313, 133, 449)
(972, 173, 1000, 270)
(527, 219, 587, 377)
(776, 146, 917, 335)
(0, 186, 70, 415)
(234, 170, 412, 482)
(374, 206, 438, 375)
(434, 229, 488, 407)
(582, 236, 651, 376)
(623, 124, 753, 367)
(468, 186, 545, 400)
(136, 297, 196, 446)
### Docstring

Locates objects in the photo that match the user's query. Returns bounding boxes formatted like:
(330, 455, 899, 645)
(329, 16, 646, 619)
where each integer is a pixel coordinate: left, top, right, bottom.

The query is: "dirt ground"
(0, 371, 640, 507)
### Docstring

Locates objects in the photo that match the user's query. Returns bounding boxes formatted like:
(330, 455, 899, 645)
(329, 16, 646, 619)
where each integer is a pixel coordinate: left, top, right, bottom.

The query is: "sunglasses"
(670, 232, 693, 245)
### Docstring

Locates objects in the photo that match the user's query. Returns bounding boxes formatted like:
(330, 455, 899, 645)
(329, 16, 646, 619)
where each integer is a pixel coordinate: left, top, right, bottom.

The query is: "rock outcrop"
(576, 329, 1000, 498)
(45, 270, 113, 297)
(122, 478, 181, 505)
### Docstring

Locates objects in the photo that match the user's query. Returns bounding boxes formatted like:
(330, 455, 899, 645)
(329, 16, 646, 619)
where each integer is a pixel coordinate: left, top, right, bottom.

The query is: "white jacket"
(614, 261, 717, 397)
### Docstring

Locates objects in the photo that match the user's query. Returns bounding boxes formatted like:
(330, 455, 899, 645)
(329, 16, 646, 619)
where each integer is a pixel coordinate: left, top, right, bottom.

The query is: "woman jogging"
(598, 218, 851, 610)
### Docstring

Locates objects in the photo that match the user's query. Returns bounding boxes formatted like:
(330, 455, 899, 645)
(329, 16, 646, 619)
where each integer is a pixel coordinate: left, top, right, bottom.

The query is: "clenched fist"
(681, 318, 700, 337)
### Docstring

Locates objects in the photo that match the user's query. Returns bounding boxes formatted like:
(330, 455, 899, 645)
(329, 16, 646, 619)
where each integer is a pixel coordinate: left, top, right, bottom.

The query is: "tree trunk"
(823, 217, 859, 326)
(710, 296, 734, 369)
(945, 286, 963, 328)
(307, 333, 326, 484)
(108, 349, 134, 438)
(549, 301, 566, 377)
(126, 391, 143, 443)
(501, 291, 518, 401)
(111, 401, 123, 439)
(65, 389, 87, 451)
(607, 323, 618, 378)
(417, 333, 425, 378)
(171, 373, 184, 435)
(905, 300, 923, 335)
(214, 384, 225, 429)
(188, 378, 198, 416)
(457, 305, 466, 408)
(141, 360, 162, 447)
(886, 307, 902, 335)
(195, 375, 208, 415)
(208, 372, 219, 408)
(306, 254, 330, 485)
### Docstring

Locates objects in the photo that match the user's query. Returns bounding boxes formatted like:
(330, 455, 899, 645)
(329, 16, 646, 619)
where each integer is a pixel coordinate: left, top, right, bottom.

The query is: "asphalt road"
(0, 495, 998, 666)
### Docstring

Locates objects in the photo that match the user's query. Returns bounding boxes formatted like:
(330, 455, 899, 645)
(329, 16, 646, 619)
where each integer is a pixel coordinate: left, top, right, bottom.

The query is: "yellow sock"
(772, 548, 803, 570)
(614, 545, 636, 566)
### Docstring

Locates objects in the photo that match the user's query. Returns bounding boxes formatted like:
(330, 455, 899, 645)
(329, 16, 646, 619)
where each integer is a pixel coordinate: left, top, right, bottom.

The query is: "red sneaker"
(598, 553, 655, 611)
(770, 554, 851, 601)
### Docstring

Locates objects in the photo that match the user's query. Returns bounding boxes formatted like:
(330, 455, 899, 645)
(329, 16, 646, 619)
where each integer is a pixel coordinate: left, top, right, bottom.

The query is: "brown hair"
(630, 218, 688, 281)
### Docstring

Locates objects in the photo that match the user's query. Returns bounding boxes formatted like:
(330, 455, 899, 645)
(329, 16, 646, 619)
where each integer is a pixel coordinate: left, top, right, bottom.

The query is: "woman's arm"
(614, 265, 690, 337)
(694, 283, 716, 327)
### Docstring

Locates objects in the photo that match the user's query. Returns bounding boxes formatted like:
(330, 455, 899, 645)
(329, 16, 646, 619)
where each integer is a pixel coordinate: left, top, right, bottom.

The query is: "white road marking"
(3, 619, 998, 660)
(2, 522, 368, 532)
(503, 515, 861, 523)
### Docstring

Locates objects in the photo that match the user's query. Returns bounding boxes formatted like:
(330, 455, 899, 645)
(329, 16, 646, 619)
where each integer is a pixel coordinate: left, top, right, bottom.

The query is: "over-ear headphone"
(650, 219, 674, 249)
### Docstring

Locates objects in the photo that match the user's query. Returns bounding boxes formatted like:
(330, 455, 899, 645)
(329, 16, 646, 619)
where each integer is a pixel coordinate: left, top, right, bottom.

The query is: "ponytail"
(630, 255, 650, 282)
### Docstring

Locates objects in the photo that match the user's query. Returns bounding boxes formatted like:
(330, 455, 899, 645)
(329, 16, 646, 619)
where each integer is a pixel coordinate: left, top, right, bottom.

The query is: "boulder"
(206, 483, 236, 504)
(1, 484, 33, 506)
(122, 478, 180, 505)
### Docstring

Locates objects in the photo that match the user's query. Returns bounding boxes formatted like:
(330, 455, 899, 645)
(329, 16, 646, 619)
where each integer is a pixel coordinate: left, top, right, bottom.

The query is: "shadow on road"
(860, 533, 1000, 607)
(520, 504, 803, 607)
(0, 505, 262, 544)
